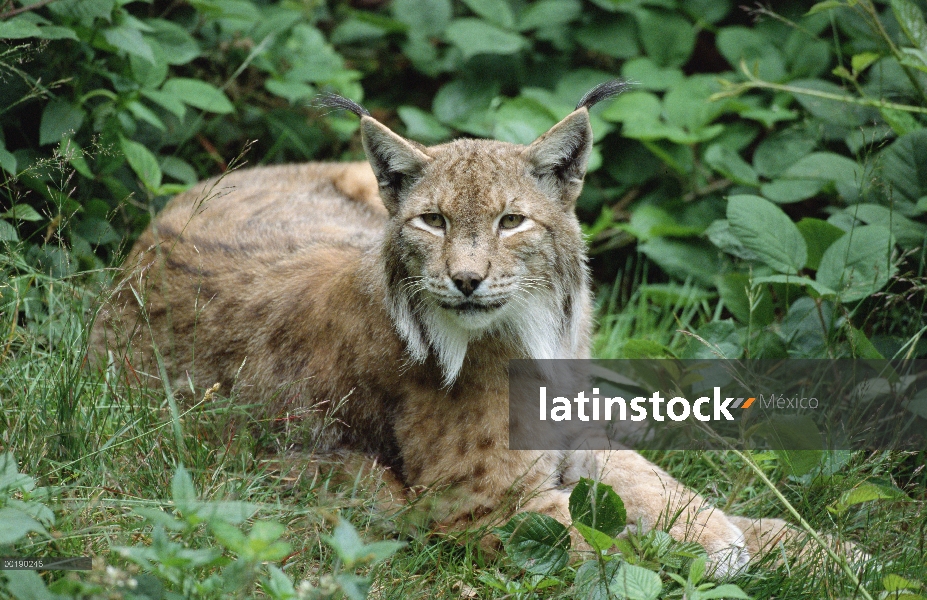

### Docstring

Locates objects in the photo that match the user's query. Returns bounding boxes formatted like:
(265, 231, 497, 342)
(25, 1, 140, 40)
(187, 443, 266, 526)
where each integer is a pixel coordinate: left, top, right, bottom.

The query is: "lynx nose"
(452, 272, 483, 296)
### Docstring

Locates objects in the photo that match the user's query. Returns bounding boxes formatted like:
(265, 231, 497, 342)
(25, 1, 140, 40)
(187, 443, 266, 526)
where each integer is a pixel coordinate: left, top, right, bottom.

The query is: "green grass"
(1, 249, 925, 600)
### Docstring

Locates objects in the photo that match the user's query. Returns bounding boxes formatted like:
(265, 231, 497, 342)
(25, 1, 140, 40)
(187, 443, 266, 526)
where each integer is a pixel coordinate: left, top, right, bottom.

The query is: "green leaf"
(568, 478, 626, 537)
(663, 75, 726, 132)
(432, 78, 499, 134)
(141, 89, 187, 118)
(147, 18, 201, 65)
(851, 51, 881, 75)
(846, 324, 884, 359)
(103, 24, 155, 63)
(517, 0, 581, 31)
(0, 205, 43, 222)
(0, 221, 20, 242)
(752, 274, 837, 297)
(806, 0, 843, 15)
(120, 136, 162, 191)
(0, 507, 48, 544)
(830, 481, 908, 514)
(393, 0, 452, 36)
(639, 238, 724, 288)
(883, 574, 922, 593)
(700, 583, 752, 599)
(575, 15, 639, 59)
(498, 512, 570, 575)
(0, 17, 43, 39)
(704, 144, 758, 185)
(609, 563, 663, 600)
(620, 57, 684, 91)
(398, 106, 452, 144)
(717, 272, 774, 326)
(892, 0, 927, 49)
(816, 225, 897, 303)
(788, 79, 870, 127)
(39, 100, 85, 146)
(752, 129, 817, 179)
(460, 0, 515, 29)
(162, 78, 234, 114)
(170, 464, 197, 508)
(717, 26, 786, 81)
(0, 140, 15, 175)
(444, 18, 527, 59)
(879, 130, 927, 206)
(493, 97, 557, 145)
(635, 8, 695, 68)
(600, 91, 662, 124)
(727, 194, 807, 275)
(847, 204, 927, 249)
(760, 179, 823, 204)
(48, 0, 115, 25)
(796, 218, 845, 271)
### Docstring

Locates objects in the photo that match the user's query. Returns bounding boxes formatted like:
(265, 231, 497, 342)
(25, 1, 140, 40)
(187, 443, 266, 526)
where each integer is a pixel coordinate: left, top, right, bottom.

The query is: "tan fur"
(92, 99, 797, 577)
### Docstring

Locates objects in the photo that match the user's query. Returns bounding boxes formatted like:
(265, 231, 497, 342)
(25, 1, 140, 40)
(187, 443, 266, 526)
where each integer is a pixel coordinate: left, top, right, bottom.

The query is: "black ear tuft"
(575, 79, 632, 111)
(315, 93, 371, 118)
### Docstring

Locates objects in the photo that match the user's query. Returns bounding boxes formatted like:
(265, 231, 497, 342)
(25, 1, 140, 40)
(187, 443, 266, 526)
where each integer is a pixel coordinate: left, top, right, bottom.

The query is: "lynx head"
(320, 81, 628, 385)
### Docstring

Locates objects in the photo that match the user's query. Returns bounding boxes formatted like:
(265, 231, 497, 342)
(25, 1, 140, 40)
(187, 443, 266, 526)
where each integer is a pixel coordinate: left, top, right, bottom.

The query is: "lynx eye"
(499, 214, 526, 230)
(420, 213, 446, 229)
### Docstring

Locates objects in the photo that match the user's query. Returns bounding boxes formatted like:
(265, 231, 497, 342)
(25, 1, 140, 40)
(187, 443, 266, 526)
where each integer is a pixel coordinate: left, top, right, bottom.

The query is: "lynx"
(93, 81, 793, 577)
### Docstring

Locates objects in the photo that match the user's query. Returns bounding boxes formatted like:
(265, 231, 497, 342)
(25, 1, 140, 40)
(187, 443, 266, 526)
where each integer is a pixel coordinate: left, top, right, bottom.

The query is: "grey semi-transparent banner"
(507, 359, 927, 451)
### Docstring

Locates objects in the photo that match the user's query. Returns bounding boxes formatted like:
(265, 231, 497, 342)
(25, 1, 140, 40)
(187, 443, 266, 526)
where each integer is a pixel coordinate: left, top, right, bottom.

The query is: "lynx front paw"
(675, 513, 750, 579)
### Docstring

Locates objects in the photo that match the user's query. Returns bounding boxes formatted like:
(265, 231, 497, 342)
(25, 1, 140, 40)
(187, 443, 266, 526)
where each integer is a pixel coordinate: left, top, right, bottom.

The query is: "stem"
(711, 60, 927, 115)
(0, 0, 60, 20)
(729, 449, 874, 600)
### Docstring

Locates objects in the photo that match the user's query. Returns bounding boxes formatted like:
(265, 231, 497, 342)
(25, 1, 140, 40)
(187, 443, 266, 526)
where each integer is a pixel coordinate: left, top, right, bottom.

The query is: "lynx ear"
(361, 117, 431, 214)
(523, 109, 594, 206)
(524, 79, 631, 207)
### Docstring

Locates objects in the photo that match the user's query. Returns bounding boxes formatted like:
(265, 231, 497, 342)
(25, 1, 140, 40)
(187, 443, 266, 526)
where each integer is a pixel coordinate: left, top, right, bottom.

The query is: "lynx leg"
(563, 450, 749, 578)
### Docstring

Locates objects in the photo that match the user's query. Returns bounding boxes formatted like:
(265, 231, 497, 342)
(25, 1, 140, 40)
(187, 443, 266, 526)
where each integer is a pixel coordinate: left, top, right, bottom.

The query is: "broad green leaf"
(493, 97, 557, 145)
(126, 100, 166, 131)
(796, 218, 845, 270)
(781, 151, 867, 202)
(727, 194, 807, 275)
(573, 522, 615, 552)
(817, 225, 896, 303)
(704, 219, 758, 261)
(142, 89, 187, 118)
(392, 0, 452, 36)
(789, 79, 871, 127)
(432, 78, 499, 133)
(574, 559, 620, 600)
(635, 8, 695, 68)
(846, 325, 884, 359)
(883, 574, 921, 593)
(461, 0, 515, 29)
(48, 0, 115, 25)
(170, 464, 197, 508)
(147, 18, 201, 65)
(498, 512, 570, 575)
(103, 24, 155, 63)
(396, 107, 451, 144)
(599, 91, 662, 124)
(639, 238, 724, 288)
(760, 179, 823, 204)
(609, 563, 662, 600)
(517, 0, 581, 31)
(891, 0, 927, 49)
(568, 478, 626, 537)
(681, 320, 743, 359)
(752, 129, 817, 179)
(120, 136, 162, 191)
(663, 75, 726, 132)
(266, 79, 315, 103)
(700, 584, 752, 599)
(806, 0, 843, 15)
(879, 130, 927, 206)
(0, 205, 43, 222)
(704, 144, 758, 185)
(851, 52, 881, 74)
(0, 17, 43, 39)
(0, 221, 18, 242)
(620, 57, 684, 91)
(830, 481, 908, 514)
(0, 139, 15, 174)
(752, 274, 837, 297)
(162, 78, 235, 114)
(39, 100, 85, 146)
(717, 26, 786, 81)
(0, 507, 48, 544)
(847, 204, 927, 248)
(575, 16, 639, 59)
(717, 272, 774, 326)
(444, 19, 527, 59)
